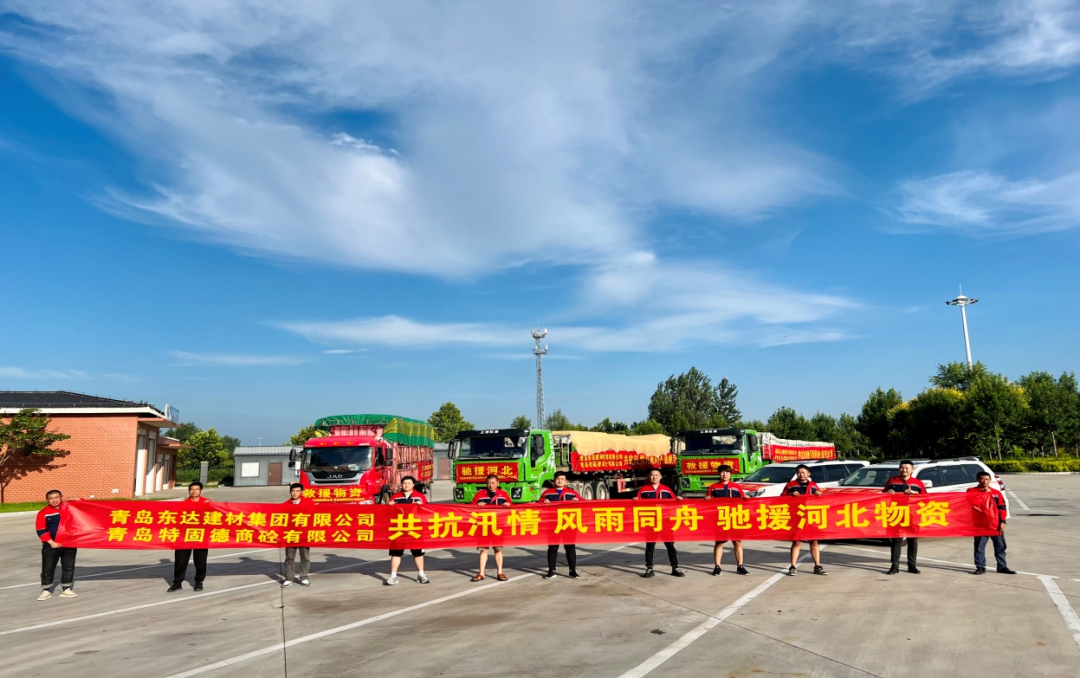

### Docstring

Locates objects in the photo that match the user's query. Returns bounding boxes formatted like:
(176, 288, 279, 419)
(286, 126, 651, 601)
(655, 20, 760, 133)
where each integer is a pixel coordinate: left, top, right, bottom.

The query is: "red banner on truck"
(455, 462, 520, 483)
(570, 450, 676, 472)
(57, 492, 1001, 550)
(765, 445, 837, 462)
(680, 458, 742, 475)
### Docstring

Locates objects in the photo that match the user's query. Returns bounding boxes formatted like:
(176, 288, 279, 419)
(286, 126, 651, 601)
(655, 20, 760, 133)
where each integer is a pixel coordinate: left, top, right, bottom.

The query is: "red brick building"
(0, 391, 183, 503)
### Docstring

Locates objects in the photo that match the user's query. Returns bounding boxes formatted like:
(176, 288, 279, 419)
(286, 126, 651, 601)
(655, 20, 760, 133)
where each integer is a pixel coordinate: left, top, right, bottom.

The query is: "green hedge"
(985, 459, 1080, 473)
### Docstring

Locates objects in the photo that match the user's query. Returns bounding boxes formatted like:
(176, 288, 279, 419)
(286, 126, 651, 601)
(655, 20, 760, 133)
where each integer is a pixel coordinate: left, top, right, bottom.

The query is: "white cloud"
(896, 170, 1080, 234)
(169, 351, 310, 367)
(0, 367, 90, 380)
(0, 0, 855, 277)
(279, 254, 856, 353)
(322, 348, 368, 355)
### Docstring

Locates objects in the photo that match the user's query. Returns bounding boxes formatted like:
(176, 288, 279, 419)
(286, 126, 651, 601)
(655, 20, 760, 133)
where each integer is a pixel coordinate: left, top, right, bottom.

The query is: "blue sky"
(1, 1, 1078, 444)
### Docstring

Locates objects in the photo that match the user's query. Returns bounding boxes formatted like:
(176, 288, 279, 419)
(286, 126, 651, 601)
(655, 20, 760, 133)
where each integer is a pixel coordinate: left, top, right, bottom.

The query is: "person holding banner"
(635, 469, 685, 578)
(968, 471, 1015, 575)
(706, 466, 749, 576)
(471, 475, 512, 582)
(540, 472, 582, 580)
(386, 476, 430, 585)
(168, 482, 210, 593)
(36, 490, 77, 600)
(281, 482, 314, 587)
(784, 465, 826, 576)
(883, 460, 925, 575)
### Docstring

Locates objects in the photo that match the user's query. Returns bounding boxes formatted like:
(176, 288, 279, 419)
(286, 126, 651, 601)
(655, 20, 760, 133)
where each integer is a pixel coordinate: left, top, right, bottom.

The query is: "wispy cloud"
(896, 170, 1080, 235)
(0, 366, 91, 380)
(279, 254, 856, 353)
(169, 351, 310, 367)
(323, 349, 368, 355)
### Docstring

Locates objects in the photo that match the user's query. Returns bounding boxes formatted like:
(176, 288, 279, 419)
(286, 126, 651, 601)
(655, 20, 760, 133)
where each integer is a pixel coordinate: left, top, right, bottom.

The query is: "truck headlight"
(680, 477, 690, 488)
(454, 487, 464, 500)
(511, 487, 523, 500)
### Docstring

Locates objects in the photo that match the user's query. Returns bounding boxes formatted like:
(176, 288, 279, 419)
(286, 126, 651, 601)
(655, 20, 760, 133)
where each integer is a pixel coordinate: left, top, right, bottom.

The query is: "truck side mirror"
(288, 460, 296, 469)
(749, 436, 759, 452)
(289, 447, 300, 462)
(448, 441, 460, 459)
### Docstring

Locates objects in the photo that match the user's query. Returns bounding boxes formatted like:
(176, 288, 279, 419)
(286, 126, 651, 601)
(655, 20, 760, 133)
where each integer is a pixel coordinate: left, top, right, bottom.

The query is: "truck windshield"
(742, 465, 796, 484)
(682, 434, 742, 455)
(305, 446, 372, 471)
(839, 467, 894, 487)
(462, 436, 526, 459)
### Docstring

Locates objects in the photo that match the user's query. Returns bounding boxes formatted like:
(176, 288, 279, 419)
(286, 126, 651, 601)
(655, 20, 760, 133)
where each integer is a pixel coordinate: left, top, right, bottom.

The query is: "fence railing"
(176, 466, 234, 485)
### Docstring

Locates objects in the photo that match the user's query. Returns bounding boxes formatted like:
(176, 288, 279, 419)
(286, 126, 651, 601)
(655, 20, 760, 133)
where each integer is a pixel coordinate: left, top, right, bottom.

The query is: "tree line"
(420, 363, 1080, 463)
(165, 422, 242, 470)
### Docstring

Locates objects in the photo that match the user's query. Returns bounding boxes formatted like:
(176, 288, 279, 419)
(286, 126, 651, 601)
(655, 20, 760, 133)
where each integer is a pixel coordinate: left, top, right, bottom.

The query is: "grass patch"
(0, 501, 47, 513)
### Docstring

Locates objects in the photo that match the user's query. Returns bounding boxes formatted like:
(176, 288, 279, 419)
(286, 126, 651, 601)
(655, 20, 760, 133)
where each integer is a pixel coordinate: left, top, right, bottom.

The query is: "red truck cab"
(289, 414, 435, 504)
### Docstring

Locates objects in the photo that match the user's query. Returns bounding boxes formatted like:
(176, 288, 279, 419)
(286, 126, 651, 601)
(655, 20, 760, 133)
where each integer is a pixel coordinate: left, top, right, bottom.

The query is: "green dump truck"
(450, 429, 673, 503)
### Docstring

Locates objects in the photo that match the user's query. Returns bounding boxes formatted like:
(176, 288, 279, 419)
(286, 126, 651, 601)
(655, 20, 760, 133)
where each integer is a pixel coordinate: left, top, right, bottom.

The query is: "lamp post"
(945, 288, 978, 368)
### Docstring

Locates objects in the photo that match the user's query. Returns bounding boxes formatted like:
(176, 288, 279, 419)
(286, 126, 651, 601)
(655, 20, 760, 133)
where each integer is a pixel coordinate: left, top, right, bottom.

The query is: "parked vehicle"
(450, 429, 672, 503)
(737, 459, 870, 497)
(674, 427, 838, 497)
(833, 457, 1009, 517)
(289, 414, 435, 504)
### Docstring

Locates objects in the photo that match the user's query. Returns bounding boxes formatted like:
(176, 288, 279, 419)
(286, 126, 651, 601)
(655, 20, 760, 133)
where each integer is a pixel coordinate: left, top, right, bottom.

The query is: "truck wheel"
(594, 481, 610, 501)
(581, 482, 595, 501)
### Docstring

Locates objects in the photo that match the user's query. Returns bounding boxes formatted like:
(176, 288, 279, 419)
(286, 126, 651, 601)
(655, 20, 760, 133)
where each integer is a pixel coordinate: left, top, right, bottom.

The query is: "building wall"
(233, 455, 293, 487)
(1, 414, 139, 503)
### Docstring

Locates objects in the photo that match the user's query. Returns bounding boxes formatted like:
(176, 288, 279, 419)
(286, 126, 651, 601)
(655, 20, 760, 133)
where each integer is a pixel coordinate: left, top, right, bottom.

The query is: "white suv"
(835, 457, 1008, 517)
(739, 459, 870, 498)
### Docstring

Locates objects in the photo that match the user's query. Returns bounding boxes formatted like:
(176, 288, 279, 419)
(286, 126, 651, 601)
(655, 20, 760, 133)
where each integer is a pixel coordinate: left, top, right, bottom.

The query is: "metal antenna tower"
(532, 328, 548, 429)
(945, 285, 979, 367)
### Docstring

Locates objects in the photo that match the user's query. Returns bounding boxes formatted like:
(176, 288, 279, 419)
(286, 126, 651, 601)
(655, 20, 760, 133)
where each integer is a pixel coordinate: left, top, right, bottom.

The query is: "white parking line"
(0, 557, 378, 637)
(1007, 491, 1030, 511)
(615, 549, 823, 678)
(161, 544, 635, 677)
(834, 544, 1048, 578)
(1038, 576, 1080, 651)
(0, 549, 273, 591)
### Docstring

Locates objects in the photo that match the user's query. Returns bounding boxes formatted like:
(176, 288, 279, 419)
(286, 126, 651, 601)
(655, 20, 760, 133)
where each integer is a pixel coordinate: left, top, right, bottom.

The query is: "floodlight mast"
(532, 329, 548, 429)
(945, 286, 978, 368)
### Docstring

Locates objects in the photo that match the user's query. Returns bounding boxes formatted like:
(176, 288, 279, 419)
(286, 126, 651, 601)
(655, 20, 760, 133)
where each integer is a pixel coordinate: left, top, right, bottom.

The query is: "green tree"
(856, 388, 904, 457)
(647, 368, 741, 435)
(888, 389, 967, 458)
(288, 425, 319, 446)
(930, 361, 989, 392)
(739, 419, 768, 432)
(165, 421, 200, 444)
(545, 409, 588, 431)
(716, 378, 742, 425)
(510, 415, 532, 430)
(834, 413, 869, 458)
(0, 409, 71, 503)
(964, 372, 1028, 460)
(766, 407, 816, 440)
(427, 402, 474, 443)
(591, 417, 629, 434)
(1019, 371, 1080, 456)
(810, 412, 840, 444)
(630, 419, 665, 435)
(179, 428, 231, 469)
(221, 435, 241, 454)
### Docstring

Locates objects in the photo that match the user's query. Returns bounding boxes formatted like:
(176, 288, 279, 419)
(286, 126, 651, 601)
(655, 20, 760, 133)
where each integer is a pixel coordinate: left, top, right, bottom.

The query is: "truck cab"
(449, 428, 555, 503)
(290, 435, 392, 503)
(674, 428, 763, 497)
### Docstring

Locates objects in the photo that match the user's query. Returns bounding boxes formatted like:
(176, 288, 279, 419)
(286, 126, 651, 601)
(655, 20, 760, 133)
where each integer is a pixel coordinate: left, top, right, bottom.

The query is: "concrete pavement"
(1, 475, 1077, 678)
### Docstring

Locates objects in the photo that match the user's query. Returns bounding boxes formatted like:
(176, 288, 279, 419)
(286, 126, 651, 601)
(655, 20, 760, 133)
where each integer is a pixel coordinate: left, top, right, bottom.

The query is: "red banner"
(570, 450, 677, 472)
(680, 457, 742, 475)
(455, 462, 520, 483)
(56, 493, 1001, 550)
(765, 445, 836, 462)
